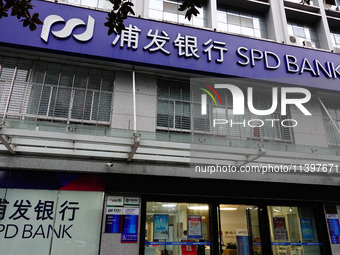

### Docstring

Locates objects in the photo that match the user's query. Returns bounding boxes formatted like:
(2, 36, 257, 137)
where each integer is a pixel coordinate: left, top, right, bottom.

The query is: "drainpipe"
(132, 68, 137, 131)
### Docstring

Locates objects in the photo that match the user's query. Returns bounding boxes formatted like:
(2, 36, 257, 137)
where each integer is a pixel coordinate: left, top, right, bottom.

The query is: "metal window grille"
(321, 102, 340, 146)
(156, 78, 292, 142)
(0, 56, 115, 126)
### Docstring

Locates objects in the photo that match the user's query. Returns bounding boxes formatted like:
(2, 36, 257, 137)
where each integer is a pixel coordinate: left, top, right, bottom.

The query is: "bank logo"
(41, 15, 95, 43)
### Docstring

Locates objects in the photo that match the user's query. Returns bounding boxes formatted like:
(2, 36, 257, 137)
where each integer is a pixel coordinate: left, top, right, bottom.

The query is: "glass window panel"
(179, 14, 191, 25)
(150, 0, 207, 27)
(335, 34, 340, 45)
(305, 29, 312, 40)
(164, 12, 178, 22)
(227, 14, 240, 25)
(53, 88, 71, 118)
(241, 17, 253, 28)
(253, 18, 261, 29)
(98, 93, 112, 122)
(157, 99, 174, 128)
(0, 58, 17, 80)
(27, 84, 42, 115)
(71, 89, 85, 120)
(45, 64, 61, 86)
(74, 67, 88, 88)
(260, 30, 268, 39)
(97, 0, 112, 9)
(254, 30, 261, 38)
(268, 206, 322, 255)
(228, 24, 241, 34)
(259, 20, 267, 31)
(192, 17, 204, 27)
(310, 31, 318, 41)
(164, 1, 178, 13)
(38, 86, 54, 116)
(217, 11, 227, 22)
(144, 202, 211, 255)
(88, 69, 102, 90)
(217, 22, 228, 32)
(149, 0, 163, 10)
(101, 71, 115, 91)
(241, 27, 255, 37)
(62, 0, 81, 4)
(80, 0, 97, 8)
(292, 26, 305, 38)
(60, 65, 75, 87)
(83, 91, 98, 121)
(149, 9, 163, 19)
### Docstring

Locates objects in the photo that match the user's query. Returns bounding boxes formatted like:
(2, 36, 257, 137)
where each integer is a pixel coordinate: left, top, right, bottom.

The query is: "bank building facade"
(1, 0, 340, 254)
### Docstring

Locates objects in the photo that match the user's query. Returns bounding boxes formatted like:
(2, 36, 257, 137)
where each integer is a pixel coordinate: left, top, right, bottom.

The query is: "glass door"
(219, 204, 261, 255)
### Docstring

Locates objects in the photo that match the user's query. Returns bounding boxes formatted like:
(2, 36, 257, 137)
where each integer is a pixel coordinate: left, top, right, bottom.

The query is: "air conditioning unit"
(303, 40, 314, 48)
(289, 35, 298, 44)
(333, 47, 340, 54)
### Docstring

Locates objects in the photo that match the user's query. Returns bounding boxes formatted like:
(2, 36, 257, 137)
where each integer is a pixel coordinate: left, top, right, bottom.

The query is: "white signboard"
(124, 197, 139, 207)
(0, 188, 104, 255)
(123, 207, 139, 215)
(107, 196, 124, 207)
(107, 207, 123, 215)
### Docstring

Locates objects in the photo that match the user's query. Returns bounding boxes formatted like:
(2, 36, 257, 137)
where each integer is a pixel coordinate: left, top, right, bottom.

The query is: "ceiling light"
(162, 204, 176, 208)
(188, 206, 209, 210)
(220, 208, 237, 211)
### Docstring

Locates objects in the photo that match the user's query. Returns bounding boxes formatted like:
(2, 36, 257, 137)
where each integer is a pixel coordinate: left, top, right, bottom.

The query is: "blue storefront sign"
(327, 215, 340, 244)
(0, 0, 340, 91)
(236, 230, 250, 255)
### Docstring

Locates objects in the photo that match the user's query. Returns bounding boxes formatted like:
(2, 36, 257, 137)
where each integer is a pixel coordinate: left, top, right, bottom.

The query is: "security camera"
(105, 162, 114, 167)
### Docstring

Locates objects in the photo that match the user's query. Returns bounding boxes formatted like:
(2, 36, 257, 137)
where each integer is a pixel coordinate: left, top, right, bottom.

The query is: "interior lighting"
(162, 204, 176, 207)
(220, 208, 238, 211)
(188, 206, 209, 210)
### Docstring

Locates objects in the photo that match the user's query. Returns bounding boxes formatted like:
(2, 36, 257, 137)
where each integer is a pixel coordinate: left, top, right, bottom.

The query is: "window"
(285, 0, 315, 5)
(217, 5, 268, 39)
(58, 0, 113, 10)
(149, 0, 208, 28)
(156, 78, 293, 142)
(330, 29, 340, 48)
(268, 206, 322, 255)
(321, 101, 340, 146)
(157, 79, 191, 131)
(287, 19, 320, 48)
(144, 201, 212, 255)
(0, 57, 115, 126)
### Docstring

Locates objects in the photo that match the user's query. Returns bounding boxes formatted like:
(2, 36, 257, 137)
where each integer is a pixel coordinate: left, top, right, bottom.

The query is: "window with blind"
(0, 56, 114, 126)
(321, 102, 340, 146)
(156, 78, 293, 142)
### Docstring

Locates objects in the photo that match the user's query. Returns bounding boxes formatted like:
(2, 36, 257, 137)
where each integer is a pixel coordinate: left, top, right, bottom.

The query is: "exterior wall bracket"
(0, 125, 15, 154)
(127, 133, 141, 161)
(235, 147, 266, 168)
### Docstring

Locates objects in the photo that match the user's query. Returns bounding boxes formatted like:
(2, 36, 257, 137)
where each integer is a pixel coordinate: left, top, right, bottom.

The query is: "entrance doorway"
(219, 204, 261, 255)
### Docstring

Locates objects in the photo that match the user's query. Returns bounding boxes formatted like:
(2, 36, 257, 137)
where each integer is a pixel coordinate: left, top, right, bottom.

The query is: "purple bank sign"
(0, 0, 340, 91)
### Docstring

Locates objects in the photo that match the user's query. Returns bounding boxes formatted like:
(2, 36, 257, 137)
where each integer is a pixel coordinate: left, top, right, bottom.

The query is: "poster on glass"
(188, 215, 202, 239)
(273, 217, 288, 240)
(153, 214, 169, 240)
